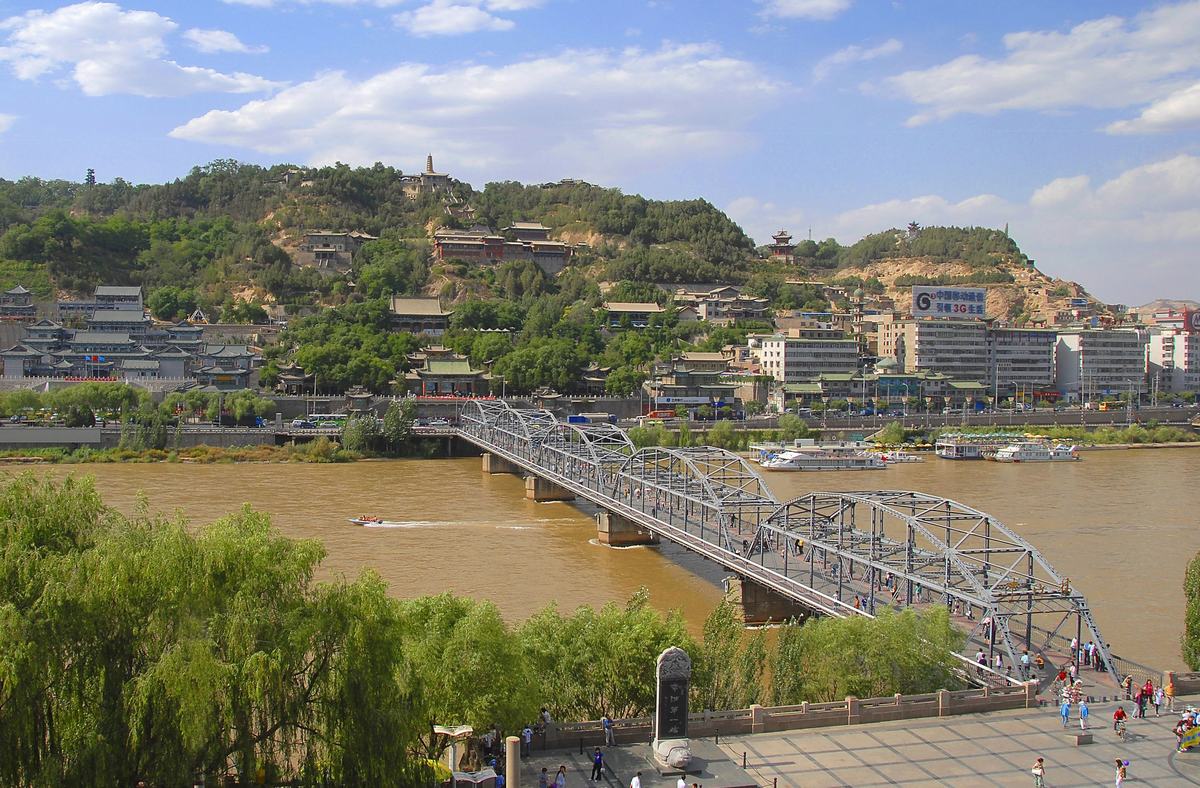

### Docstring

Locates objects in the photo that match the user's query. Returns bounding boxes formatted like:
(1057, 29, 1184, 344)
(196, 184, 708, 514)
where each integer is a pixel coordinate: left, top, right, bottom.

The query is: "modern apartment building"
(990, 328, 1058, 396)
(1147, 329, 1200, 393)
(1054, 329, 1147, 398)
(753, 332, 860, 382)
(896, 319, 991, 383)
(884, 318, 1058, 395)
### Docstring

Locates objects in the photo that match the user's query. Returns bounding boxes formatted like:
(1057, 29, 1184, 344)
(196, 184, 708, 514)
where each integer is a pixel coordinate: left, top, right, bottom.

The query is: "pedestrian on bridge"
(1021, 650, 1032, 680)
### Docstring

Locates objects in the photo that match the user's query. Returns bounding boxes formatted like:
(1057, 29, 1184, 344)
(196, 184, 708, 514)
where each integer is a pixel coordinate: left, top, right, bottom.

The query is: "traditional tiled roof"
(604, 302, 667, 313)
(390, 296, 449, 317)
(95, 286, 142, 297)
(70, 332, 136, 345)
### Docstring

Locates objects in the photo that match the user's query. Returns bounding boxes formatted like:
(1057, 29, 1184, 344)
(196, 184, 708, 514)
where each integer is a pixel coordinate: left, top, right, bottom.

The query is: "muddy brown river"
(20, 446, 1200, 668)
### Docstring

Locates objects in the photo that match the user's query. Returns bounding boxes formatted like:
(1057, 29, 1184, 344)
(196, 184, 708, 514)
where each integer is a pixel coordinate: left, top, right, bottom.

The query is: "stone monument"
(651, 646, 692, 770)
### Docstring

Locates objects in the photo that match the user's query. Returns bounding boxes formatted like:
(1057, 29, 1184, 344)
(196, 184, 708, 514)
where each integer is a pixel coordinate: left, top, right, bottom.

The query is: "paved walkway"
(717, 697, 1200, 786)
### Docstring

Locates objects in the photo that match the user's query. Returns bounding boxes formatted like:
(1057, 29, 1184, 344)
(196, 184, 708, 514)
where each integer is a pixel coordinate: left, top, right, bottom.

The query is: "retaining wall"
(541, 683, 1036, 748)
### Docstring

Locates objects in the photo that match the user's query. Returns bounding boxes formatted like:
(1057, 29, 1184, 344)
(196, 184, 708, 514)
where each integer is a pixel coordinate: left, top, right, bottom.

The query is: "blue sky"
(1, 0, 1198, 305)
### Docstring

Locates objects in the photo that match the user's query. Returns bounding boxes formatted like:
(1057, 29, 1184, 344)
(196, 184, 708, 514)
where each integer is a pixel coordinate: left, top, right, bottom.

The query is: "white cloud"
(0, 114, 15, 134)
(0, 2, 282, 97)
(821, 155, 1200, 303)
(812, 37, 901, 82)
(1030, 175, 1090, 208)
(1106, 81, 1200, 134)
(882, 1, 1200, 127)
(169, 43, 782, 183)
(395, 1, 513, 36)
(183, 28, 268, 55)
(758, 0, 852, 21)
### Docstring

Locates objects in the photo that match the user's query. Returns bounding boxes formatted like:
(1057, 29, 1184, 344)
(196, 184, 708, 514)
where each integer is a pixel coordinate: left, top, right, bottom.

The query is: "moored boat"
(992, 442, 1080, 463)
(754, 441, 887, 471)
(878, 450, 925, 464)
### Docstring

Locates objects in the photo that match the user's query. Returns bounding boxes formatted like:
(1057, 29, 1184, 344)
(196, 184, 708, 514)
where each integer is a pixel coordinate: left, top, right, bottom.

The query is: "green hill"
(0, 161, 758, 315)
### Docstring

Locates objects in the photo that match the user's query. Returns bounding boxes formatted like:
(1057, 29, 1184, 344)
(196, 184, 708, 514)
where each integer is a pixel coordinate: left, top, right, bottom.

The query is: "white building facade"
(1148, 329, 1200, 393)
(1054, 329, 1147, 399)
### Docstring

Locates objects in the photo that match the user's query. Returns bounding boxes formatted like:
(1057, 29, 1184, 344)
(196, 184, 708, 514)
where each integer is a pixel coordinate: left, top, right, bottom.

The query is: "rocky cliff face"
(838, 257, 1107, 324)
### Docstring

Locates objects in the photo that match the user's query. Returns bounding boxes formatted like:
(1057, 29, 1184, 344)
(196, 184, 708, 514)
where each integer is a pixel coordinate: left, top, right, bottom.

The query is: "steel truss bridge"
(458, 400, 1134, 687)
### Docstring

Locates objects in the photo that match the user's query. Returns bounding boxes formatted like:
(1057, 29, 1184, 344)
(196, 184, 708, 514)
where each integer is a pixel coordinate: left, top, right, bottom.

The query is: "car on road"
(427, 418, 451, 427)
(290, 419, 317, 429)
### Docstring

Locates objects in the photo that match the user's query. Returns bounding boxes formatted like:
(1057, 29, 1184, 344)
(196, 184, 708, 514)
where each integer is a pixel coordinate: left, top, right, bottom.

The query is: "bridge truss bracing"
(458, 400, 1128, 686)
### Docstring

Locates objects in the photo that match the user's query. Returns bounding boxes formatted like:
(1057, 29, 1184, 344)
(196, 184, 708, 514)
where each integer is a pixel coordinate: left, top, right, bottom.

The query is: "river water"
(17, 447, 1200, 669)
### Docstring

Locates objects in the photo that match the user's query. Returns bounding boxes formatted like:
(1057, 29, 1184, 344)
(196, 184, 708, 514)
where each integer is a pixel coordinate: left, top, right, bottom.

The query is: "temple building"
(404, 346, 489, 395)
(401, 155, 453, 199)
(769, 230, 795, 262)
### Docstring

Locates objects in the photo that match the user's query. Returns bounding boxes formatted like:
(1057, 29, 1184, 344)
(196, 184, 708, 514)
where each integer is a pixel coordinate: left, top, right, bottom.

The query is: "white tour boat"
(878, 450, 925, 464)
(992, 442, 1080, 463)
(755, 440, 887, 471)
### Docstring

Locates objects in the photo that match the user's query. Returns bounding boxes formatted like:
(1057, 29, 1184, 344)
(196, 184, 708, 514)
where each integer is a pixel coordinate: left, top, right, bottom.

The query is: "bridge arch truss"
(458, 401, 1123, 685)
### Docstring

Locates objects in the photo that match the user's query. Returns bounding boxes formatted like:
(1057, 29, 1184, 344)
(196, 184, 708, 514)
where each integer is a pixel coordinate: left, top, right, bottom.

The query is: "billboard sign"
(912, 286, 987, 318)
(1186, 308, 1200, 334)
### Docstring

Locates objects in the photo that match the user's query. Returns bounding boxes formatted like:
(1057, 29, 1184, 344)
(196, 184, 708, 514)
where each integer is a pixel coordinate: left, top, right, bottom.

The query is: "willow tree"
(0, 475, 429, 786)
(770, 607, 965, 704)
(1183, 551, 1200, 670)
(519, 588, 696, 721)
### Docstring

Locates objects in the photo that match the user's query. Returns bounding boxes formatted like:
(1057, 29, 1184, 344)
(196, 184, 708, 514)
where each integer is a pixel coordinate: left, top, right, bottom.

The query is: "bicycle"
(1115, 719, 1128, 740)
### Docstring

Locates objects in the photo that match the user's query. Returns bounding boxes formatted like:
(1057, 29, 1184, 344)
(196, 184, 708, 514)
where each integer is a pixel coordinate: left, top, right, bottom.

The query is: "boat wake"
(353, 517, 578, 529)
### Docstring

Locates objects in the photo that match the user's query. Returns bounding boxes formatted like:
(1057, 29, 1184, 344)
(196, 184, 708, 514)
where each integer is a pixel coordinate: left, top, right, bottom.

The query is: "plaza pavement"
(717, 696, 1200, 787)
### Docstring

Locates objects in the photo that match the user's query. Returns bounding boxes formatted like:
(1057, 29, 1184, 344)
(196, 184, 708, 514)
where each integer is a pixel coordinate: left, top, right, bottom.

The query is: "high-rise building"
(1147, 328, 1200, 393)
(990, 327, 1058, 396)
(1054, 329, 1147, 398)
(754, 332, 859, 382)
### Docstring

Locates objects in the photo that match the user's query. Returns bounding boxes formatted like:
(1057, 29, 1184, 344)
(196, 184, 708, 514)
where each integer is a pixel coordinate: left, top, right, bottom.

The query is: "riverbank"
(0, 438, 361, 464)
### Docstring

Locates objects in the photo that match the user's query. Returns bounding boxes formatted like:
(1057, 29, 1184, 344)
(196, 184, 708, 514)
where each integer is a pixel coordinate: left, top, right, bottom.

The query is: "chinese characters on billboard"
(912, 286, 987, 318)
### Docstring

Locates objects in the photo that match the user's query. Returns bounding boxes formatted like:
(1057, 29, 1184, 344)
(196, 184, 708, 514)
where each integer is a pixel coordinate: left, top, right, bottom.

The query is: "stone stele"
(652, 646, 692, 770)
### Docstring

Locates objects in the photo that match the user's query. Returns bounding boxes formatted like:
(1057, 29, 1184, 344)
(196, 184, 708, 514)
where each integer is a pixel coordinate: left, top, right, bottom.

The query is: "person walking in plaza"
(1031, 757, 1046, 788)
(590, 747, 604, 781)
(1154, 685, 1164, 717)
(1021, 650, 1031, 681)
(555, 765, 567, 787)
(1061, 699, 1071, 728)
(539, 768, 550, 788)
(522, 724, 533, 758)
(629, 771, 642, 788)
(1115, 758, 1127, 787)
(1167, 676, 1177, 712)
(1080, 699, 1090, 730)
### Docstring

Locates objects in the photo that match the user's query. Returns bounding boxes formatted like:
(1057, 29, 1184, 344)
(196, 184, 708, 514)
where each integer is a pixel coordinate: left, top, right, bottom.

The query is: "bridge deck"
(456, 400, 1155, 690)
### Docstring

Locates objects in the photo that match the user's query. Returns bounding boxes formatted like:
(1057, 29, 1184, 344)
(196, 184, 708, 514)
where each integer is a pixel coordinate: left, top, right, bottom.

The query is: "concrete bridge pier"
(724, 575, 811, 626)
(524, 475, 575, 502)
(482, 452, 522, 475)
(596, 510, 659, 546)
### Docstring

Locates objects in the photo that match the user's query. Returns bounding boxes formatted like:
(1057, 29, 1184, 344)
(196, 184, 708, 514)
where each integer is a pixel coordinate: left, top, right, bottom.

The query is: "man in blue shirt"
(591, 747, 604, 780)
